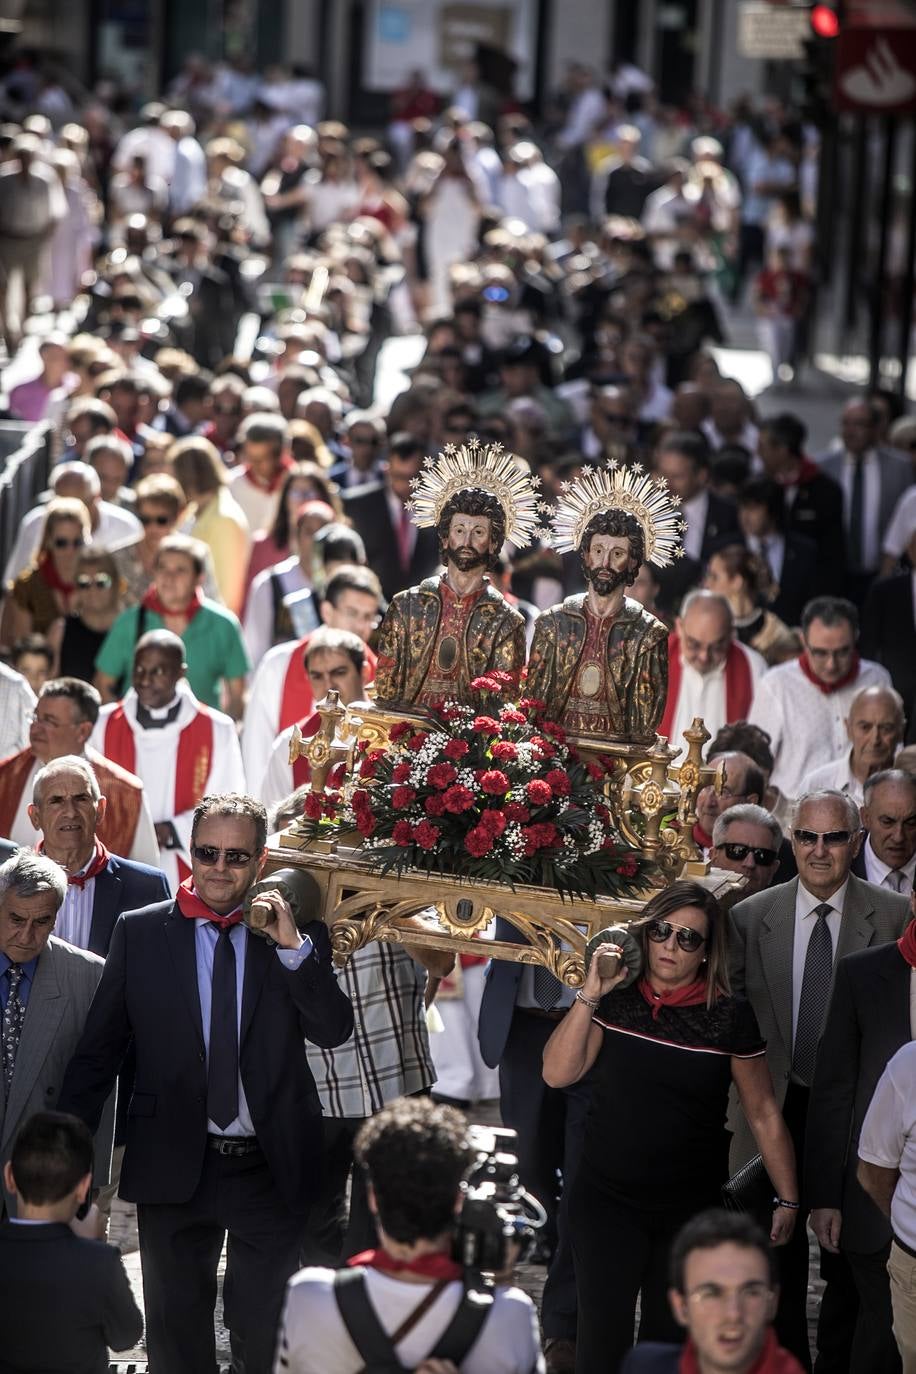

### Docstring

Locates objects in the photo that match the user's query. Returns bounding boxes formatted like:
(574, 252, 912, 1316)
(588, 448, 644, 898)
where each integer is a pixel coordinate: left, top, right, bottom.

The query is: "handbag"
(721, 1152, 774, 1227)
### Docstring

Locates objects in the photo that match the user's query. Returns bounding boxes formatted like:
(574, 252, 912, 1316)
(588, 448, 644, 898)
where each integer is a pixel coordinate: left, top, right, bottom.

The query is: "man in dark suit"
(729, 787, 911, 1368)
(0, 1110, 142, 1373)
(737, 476, 820, 625)
(478, 918, 591, 1373)
(805, 904, 916, 1374)
(757, 414, 847, 597)
(861, 573, 916, 740)
(59, 792, 354, 1374)
(0, 753, 170, 955)
(342, 432, 441, 601)
(817, 399, 913, 604)
(852, 769, 916, 894)
(656, 429, 743, 562)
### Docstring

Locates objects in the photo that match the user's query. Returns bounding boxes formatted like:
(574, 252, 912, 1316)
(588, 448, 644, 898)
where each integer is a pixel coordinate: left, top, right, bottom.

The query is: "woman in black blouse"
(543, 880, 797, 1374)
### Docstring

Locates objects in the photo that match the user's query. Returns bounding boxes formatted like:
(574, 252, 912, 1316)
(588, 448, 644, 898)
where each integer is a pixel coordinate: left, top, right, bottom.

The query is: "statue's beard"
(445, 546, 488, 571)
(583, 564, 630, 596)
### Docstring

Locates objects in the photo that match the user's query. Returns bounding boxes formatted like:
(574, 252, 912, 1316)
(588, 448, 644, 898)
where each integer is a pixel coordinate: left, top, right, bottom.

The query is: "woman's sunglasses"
(76, 572, 113, 590)
(52, 537, 85, 550)
(139, 513, 172, 528)
(646, 919, 706, 953)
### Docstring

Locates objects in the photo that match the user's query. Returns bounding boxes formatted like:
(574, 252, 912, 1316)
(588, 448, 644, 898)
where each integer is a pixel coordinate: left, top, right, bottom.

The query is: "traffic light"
(798, 5, 840, 121)
(810, 5, 840, 39)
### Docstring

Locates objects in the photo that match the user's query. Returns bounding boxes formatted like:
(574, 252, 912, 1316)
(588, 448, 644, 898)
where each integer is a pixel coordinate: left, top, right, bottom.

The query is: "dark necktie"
(848, 456, 865, 572)
(792, 904, 833, 1086)
(136, 700, 182, 730)
(207, 926, 239, 1129)
(2, 964, 26, 1100)
(533, 965, 561, 1011)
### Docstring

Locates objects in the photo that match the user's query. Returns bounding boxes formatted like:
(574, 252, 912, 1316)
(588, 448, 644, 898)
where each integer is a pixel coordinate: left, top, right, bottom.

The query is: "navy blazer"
(58, 901, 353, 1212)
(477, 916, 526, 1070)
(0, 1221, 143, 1372)
(0, 839, 169, 956)
(805, 940, 913, 1252)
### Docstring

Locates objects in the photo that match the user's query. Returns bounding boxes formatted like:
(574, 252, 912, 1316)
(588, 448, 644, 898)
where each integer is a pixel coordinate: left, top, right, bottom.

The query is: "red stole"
(0, 749, 36, 841)
(279, 639, 378, 734)
(0, 748, 143, 859)
(104, 705, 214, 880)
(798, 651, 861, 695)
(658, 635, 753, 741)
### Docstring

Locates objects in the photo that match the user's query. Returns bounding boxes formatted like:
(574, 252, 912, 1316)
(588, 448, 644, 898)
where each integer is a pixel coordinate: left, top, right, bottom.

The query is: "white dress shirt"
(791, 879, 846, 1045)
(862, 836, 916, 894)
(746, 532, 785, 586)
(806, 751, 865, 805)
(54, 859, 96, 950)
(680, 490, 710, 562)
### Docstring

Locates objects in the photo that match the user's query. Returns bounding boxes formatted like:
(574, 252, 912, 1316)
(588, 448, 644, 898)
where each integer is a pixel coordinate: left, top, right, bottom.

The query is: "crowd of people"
(0, 44, 915, 1374)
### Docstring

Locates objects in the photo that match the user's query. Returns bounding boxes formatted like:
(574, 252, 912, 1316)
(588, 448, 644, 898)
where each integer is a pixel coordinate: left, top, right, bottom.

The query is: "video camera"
(453, 1125, 546, 1274)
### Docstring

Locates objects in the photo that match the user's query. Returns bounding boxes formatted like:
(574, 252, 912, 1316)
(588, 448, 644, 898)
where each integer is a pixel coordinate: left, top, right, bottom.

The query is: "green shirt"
(95, 599, 250, 707)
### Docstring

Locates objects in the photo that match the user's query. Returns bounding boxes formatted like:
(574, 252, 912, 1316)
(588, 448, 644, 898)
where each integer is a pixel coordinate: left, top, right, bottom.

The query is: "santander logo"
(840, 35, 916, 104)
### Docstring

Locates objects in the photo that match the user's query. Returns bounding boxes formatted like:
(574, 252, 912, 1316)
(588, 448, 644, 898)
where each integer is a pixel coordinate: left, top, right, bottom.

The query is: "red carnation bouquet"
(338, 672, 652, 900)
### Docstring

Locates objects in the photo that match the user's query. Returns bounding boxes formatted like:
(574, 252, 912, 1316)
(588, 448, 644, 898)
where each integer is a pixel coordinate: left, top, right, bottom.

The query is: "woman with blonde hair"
(704, 543, 791, 664)
(169, 436, 251, 615)
(1, 497, 90, 646)
(50, 545, 126, 682)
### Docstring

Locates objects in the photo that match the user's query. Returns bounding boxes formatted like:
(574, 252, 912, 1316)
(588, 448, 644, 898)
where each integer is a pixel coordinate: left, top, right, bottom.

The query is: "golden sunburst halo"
(407, 438, 543, 550)
(548, 463, 687, 567)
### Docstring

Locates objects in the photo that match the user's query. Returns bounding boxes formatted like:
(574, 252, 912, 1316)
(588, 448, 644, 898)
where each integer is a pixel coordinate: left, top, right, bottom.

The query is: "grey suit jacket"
(816, 446, 913, 558)
(727, 874, 910, 1167)
(1, 937, 111, 1216)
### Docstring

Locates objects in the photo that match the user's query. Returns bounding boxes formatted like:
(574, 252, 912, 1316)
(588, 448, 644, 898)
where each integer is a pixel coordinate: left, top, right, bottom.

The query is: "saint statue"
(374, 441, 542, 709)
(527, 463, 685, 744)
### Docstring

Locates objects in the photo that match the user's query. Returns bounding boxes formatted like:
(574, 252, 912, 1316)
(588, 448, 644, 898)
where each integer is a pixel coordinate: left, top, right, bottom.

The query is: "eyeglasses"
(52, 537, 85, 550)
(191, 844, 255, 867)
(793, 829, 855, 848)
(28, 711, 73, 728)
(719, 841, 778, 866)
(76, 572, 113, 589)
(805, 646, 854, 662)
(646, 919, 706, 953)
(139, 513, 172, 527)
(687, 1281, 773, 1310)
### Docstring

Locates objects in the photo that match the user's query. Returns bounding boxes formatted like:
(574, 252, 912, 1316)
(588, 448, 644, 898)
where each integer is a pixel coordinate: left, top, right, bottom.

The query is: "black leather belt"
(207, 1134, 261, 1156)
(894, 1234, 916, 1260)
(518, 1006, 569, 1023)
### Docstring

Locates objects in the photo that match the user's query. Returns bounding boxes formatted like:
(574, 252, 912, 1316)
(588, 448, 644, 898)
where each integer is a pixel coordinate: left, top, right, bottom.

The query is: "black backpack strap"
(429, 1278, 494, 1364)
(333, 1268, 406, 1373)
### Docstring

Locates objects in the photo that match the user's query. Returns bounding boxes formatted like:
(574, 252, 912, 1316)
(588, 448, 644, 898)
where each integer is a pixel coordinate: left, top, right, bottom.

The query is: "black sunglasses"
(191, 844, 255, 867)
(792, 829, 853, 848)
(719, 841, 778, 867)
(646, 919, 706, 953)
(139, 513, 172, 527)
(76, 572, 113, 589)
(52, 536, 84, 550)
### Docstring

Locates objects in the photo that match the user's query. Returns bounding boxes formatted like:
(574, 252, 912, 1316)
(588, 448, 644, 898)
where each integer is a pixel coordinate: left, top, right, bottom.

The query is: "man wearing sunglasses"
(59, 792, 354, 1374)
(710, 803, 782, 898)
(729, 787, 911, 1369)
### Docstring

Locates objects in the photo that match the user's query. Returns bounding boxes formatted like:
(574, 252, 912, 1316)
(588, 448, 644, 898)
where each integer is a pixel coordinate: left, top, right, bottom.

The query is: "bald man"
(91, 630, 245, 891)
(807, 685, 906, 807)
(658, 591, 766, 748)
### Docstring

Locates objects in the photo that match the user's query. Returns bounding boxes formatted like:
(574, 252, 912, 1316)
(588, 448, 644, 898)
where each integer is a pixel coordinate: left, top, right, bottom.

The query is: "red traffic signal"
(810, 4, 840, 38)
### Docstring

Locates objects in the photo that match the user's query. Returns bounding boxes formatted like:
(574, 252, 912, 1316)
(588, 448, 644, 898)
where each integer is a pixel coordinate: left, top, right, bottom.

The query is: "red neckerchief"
(638, 975, 708, 1021)
(142, 585, 204, 623)
(681, 1329, 805, 1374)
(693, 822, 713, 849)
(175, 878, 244, 931)
(798, 651, 861, 696)
(777, 456, 820, 487)
(347, 1248, 463, 1282)
(37, 550, 76, 598)
(242, 454, 295, 494)
(38, 837, 110, 887)
(898, 919, 916, 968)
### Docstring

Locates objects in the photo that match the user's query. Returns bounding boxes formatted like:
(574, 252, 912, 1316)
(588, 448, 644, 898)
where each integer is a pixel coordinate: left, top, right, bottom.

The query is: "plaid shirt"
(306, 943, 434, 1118)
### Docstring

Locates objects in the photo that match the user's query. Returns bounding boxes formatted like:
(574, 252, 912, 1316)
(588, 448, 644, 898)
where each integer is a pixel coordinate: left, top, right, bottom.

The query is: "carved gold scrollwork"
(437, 893, 495, 935)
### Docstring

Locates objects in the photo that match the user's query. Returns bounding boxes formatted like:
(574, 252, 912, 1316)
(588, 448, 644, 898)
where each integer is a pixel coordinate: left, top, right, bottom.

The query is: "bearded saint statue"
(526, 465, 685, 744)
(374, 442, 541, 709)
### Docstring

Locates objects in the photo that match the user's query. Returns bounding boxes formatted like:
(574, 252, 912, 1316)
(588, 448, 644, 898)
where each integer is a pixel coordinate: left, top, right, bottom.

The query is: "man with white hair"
(3, 462, 140, 583)
(0, 848, 111, 1216)
(710, 803, 783, 898)
(729, 787, 910, 1366)
(807, 685, 906, 805)
(658, 590, 766, 749)
(853, 769, 916, 894)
